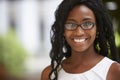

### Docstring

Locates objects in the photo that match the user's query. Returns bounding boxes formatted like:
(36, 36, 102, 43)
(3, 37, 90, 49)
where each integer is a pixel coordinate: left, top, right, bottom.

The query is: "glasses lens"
(81, 22, 94, 29)
(65, 23, 77, 30)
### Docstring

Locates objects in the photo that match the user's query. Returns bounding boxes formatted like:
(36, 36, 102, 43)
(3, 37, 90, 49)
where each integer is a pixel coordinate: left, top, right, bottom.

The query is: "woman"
(41, 0, 120, 80)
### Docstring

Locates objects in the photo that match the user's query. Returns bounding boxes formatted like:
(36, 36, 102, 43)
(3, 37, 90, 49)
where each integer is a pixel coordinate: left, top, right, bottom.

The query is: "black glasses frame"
(65, 22, 95, 30)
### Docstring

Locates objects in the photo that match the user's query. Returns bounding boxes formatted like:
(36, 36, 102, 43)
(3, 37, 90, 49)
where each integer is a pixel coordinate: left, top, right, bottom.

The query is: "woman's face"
(64, 5, 97, 53)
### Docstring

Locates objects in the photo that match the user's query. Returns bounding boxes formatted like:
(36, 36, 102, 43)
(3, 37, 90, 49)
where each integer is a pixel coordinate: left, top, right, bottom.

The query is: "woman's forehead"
(67, 5, 96, 22)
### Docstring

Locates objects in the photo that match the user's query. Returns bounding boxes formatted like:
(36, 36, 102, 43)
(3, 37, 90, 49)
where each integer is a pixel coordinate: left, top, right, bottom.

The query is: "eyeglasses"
(64, 22, 95, 30)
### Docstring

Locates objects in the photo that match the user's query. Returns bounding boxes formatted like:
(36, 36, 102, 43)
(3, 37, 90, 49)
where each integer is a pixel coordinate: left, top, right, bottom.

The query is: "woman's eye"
(65, 23, 76, 30)
(81, 22, 94, 29)
(84, 22, 92, 26)
(66, 23, 75, 27)
(71, 23, 76, 27)
(82, 22, 93, 27)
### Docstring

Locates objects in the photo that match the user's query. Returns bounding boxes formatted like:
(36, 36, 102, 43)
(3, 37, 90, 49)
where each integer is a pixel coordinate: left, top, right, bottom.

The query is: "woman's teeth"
(74, 38, 86, 43)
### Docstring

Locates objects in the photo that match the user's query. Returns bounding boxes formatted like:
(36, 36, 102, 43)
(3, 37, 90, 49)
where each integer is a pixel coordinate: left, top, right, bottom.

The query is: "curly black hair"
(49, 0, 119, 79)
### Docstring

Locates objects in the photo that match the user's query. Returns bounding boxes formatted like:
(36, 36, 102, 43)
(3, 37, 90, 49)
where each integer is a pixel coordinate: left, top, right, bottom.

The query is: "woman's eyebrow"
(66, 18, 94, 23)
(82, 18, 93, 21)
(67, 19, 76, 22)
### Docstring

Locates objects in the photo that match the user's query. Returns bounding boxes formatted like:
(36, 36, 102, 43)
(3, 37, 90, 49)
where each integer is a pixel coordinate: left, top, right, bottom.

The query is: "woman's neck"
(69, 49, 101, 65)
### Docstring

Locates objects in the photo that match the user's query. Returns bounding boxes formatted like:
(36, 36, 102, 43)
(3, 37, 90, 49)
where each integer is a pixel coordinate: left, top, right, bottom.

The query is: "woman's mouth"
(74, 38, 86, 43)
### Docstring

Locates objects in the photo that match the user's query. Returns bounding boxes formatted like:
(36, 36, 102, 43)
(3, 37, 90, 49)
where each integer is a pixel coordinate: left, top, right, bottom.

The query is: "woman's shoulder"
(108, 62, 120, 80)
(41, 65, 51, 80)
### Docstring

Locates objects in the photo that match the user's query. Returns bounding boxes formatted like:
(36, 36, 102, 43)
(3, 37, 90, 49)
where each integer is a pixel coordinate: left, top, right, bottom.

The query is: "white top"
(58, 57, 114, 80)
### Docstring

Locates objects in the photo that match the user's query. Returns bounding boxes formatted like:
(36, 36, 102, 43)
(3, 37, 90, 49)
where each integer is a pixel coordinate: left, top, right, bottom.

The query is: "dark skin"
(41, 5, 120, 80)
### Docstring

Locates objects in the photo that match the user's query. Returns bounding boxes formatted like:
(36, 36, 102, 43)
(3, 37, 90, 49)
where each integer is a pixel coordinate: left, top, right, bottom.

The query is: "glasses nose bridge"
(75, 24, 84, 34)
(76, 24, 83, 30)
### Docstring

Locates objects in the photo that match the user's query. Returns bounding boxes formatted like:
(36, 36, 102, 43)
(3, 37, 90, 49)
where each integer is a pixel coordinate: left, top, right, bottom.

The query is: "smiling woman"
(41, 0, 120, 80)
(64, 5, 97, 53)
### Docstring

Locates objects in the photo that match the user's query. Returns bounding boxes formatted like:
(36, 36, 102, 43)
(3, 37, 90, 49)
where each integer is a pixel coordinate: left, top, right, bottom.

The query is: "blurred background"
(0, 0, 120, 80)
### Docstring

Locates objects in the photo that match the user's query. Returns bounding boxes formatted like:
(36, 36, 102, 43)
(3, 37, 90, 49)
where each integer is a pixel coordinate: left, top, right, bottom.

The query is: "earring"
(62, 37, 67, 53)
(62, 45, 67, 53)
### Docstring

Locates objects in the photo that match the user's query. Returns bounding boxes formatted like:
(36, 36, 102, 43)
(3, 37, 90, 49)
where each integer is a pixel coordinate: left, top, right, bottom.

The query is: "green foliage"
(115, 31, 120, 47)
(0, 29, 27, 76)
(115, 31, 120, 59)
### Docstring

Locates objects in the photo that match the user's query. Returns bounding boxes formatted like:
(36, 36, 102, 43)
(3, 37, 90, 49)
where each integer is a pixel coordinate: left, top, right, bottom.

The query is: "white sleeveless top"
(58, 57, 114, 80)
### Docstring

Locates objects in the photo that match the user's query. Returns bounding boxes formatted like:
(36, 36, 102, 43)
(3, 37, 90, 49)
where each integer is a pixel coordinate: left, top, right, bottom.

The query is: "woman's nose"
(75, 26, 85, 35)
